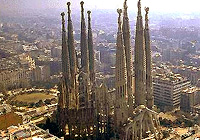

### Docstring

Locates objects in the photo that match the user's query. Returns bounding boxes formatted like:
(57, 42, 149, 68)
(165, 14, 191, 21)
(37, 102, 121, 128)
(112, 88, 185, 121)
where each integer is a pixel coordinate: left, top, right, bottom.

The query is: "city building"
(172, 65, 200, 85)
(153, 73, 191, 111)
(33, 65, 50, 82)
(0, 124, 62, 140)
(51, 46, 62, 58)
(0, 53, 35, 89)
(180, 86, 200, 112)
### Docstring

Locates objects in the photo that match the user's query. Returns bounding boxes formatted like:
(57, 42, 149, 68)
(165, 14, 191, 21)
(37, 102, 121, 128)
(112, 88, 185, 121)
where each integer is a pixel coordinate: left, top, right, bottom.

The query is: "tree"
(38, 100, 44, 106)
(44, 99, 51, 105)
(162, 130, 170, 138)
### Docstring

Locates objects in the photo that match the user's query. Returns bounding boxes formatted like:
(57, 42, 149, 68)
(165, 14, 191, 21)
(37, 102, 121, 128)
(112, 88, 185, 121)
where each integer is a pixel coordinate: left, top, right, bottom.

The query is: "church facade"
(57, 0, 161, 139)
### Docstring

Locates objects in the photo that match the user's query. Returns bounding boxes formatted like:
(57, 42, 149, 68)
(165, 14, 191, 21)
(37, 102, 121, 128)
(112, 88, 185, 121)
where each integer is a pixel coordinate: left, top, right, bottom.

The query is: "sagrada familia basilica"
(57, 0, 162, 139)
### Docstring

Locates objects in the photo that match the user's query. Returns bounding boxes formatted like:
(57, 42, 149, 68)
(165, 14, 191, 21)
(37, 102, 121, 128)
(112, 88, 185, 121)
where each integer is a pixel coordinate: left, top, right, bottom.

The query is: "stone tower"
(87, 10, 96, 108)
(122, 0, 134, 113)
(67, 2, 78, 109)
(115, 9, 128, 126)
(87, 10, 95, 84)
(61, 12, 70, 109)
(79, 1, 90, 108)
(134, 0, 146, 106)
(144, 7, 154, 109)
(123, 2, 161, 139)
(57, 2, 102, 139)
(80, 1, 89, 74)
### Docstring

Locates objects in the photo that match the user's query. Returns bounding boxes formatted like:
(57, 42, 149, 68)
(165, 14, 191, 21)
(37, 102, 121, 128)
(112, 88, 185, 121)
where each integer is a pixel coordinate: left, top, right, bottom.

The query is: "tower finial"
(117, 9, 122, 31)
(87, 10, 91, 16)
(80, 1, 84, 12)
(61, 12, 65, 19)
(61, 12, 65, 30)
(87, 11, 91, 29)
(67, 2, 71, 14)
(137, 0, 141, 16)
(80, 0, 89, 74)
(145, 7, 149, 29)
(87, 10, 96, 85)
(124, 0, 128, 10)
(123, 0, 128, 17)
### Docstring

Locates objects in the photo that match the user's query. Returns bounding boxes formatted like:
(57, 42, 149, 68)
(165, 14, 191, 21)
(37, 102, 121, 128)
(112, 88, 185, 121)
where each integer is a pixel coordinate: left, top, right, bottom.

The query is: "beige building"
(19, 53, 35, 70)
(153, 73, 191, 111)
(172, 65, 200, 85)
(0, 53, 35, 89)
(0, 68, 32, 88)
(34, 65, 50, 82)
(180, 86, 200, 112)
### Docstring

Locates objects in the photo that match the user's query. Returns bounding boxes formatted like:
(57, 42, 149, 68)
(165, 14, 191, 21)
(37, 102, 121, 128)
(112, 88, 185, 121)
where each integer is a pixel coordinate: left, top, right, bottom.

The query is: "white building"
(153, 73, 191, 111)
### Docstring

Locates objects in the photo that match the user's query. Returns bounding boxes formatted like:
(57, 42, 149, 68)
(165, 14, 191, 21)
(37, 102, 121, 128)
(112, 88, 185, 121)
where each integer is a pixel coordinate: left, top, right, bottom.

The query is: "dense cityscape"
(0, 0, 200, 140)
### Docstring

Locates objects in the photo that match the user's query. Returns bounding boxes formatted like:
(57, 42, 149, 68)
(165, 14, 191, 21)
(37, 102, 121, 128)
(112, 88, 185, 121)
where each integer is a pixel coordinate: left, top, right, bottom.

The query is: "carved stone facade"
(114, 0, 161, 139)
(57, 2, 100, 139)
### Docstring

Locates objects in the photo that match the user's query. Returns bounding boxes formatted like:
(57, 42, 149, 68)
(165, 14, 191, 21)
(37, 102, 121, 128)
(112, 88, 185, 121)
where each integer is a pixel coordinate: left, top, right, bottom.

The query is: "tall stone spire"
(80, 1, 89, 74)
(115, 9, 128, 126)
(144, 7, 154, 109)
(61, 12, 71, 83)
(67, 2, 78, 109)
(134, 0, 146, 106)
(122, 0, 134, 110)
(61, 12, 70, 109)
(67, 2, 77, 85)
(87, 10, 95, 83)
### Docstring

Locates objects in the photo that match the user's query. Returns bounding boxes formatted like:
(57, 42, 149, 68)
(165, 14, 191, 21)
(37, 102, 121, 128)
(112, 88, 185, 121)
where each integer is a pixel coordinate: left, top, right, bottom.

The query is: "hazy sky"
(0, 0, 200, 14)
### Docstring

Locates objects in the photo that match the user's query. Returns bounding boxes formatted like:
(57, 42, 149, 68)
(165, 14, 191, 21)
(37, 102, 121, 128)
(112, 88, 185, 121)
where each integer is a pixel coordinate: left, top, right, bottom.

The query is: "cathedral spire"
(67, 2, 77, 82)
(67, 2, 78, 109)
(145, 7, 149, 30)
(134, 0, 146, 106)
(137, 0, 142, 16)
(80, 1, 89, 74)
(87, 10, 95, 83)
(122, 0, 134, 111)
(115, 9, 128, 126)
(61, 12, 71, 82)
(144, 7, 154, 109)
(116, 8, 127, 98)
(61, 12, 70, 109)
(123, 0, 128, 17)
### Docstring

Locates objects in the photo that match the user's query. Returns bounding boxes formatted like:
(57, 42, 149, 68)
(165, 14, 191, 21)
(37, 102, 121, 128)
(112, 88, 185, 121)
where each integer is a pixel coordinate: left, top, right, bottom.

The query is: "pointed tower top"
(137, 0, 142, 16)
(61, 12, 65, 30)
(67, 2, 71, 14)
(67, 1, 70, 6)
(80, 1, 84, 11)
(80, 1, 85, 21)
(117, 8, 122, 15)
(124, 0, 128, 8)
(123, 0, 128, 18)
(87, 11, 91, 29)
(87, 10, 91, 15)
(117, 9, 122, 31)
(87, 10, 91, 19)
(61, 11, 71, 81)
(61, 12, 65, 18)
(80, 0, 89, 73)
(145, 7, 149, 29)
